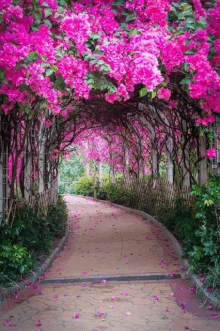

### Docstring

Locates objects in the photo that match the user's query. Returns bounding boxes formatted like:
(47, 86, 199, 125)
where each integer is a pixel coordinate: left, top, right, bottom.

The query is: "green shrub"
(0, 195, 67, 282)
(74, 176, 95, 196)
(0, 240, 33, 280)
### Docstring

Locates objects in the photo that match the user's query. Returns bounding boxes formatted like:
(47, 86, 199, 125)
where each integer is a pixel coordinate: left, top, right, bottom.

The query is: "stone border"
(41, 273, 181, 285)
(78, 195, 220, 311)
(0, 215, 70, 302)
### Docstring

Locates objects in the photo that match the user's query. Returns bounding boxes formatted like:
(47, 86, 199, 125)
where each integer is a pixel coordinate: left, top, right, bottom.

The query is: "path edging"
(0, 215, 70, 302)
(77, 194, 220, 310)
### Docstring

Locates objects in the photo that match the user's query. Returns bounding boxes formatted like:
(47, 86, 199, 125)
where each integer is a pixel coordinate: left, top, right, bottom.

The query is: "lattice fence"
(1, 181, 58, 227)
(115, 178, 194, 210)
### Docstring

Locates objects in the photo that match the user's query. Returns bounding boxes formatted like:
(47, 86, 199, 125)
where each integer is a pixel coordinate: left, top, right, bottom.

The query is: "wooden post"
(124, 144, 129, 182)
(0, 117, 9, 225)
(182, 120, 190, 187)
(198, 134, 208, 185)
(38, 121, 46, 193)
(24, 134, 32, 199)
(98, 161, 103, 187)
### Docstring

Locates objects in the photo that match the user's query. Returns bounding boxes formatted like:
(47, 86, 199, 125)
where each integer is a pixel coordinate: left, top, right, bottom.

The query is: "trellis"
(1, 181, 58, 227)
(115, 177, 194, 210)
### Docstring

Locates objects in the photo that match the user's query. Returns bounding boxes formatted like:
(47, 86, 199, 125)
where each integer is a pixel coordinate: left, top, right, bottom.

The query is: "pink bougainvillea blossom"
(206, 149, 216, 158)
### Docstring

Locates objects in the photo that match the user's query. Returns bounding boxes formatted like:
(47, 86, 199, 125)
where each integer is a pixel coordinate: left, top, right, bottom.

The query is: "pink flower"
(82, 284, 86, 287)
(95, 312, 105, 317)
(200, 278, 205, 282)
(207, 288, 212, 292)
(36, 320, 41, 326)
(157, 87, 171, 100)
(169, 292, 174, 297)
(181, 310, 187, 314)
(54, 295, 58, 298)
(112, 296, 116, 300)
(109, 306, 114, 309)
(208, 305, 214, 310)
(4, 320, 17, 327)
(206, 149, 216, 158)
(154, 295, 159, 300)
(126, 312, 132, 316)
(74, 313, 81, 319)
(180, 302, 186, 309)
(33, 285, 38, 289)
(14, 295, 19, 299)
(101, 280, 107, 283)
(166, 309, 170, 312)
(40, 275, 44, 280)
(121, 292, 129, 296)
(83, 271, 87, 274)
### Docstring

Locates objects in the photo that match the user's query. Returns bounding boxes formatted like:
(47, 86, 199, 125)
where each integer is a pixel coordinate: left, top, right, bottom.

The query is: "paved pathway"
(0, 196, 219, 330)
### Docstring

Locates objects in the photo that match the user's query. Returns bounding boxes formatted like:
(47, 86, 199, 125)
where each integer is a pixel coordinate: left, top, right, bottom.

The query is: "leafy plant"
(0, 195, 67, 282)
(0, 240, 33, 280)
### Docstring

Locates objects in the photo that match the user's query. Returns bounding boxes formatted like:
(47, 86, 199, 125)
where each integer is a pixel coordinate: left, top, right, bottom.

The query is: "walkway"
(0, 196, 219, 330)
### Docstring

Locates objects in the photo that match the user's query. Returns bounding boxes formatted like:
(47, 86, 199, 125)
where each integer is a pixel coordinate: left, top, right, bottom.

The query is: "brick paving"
(0, 195, 219, 330)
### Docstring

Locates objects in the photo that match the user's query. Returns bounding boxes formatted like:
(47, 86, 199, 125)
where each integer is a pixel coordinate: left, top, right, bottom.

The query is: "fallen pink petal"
(112, 296, 116, 300)
(109, 306, 114, 309)
(82, 284, 86, 287)
(154, 295, 159, 300)
(126, 312, 132, 316)
(74, 313, 81, 319)
(181, 310, 187, 314)
(36, 320, 42, 327)
(121, 292, 129, 296)
(4, 320, 17, 327)
(54, 295, 58, 298)
(169, 292, 175, 297)
(83, 271, 87, 275)
(166, 309, 170, 312)
(95, 312, 105, 317)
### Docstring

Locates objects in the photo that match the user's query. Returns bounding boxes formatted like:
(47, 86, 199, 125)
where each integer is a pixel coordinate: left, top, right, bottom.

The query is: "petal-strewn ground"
(0, 196, 219, 331)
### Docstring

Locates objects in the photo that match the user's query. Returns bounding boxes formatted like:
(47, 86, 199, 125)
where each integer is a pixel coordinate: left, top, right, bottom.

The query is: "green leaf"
(180, 78, 191, 84)
(129, 28, 138, 37)
(31, 26, 39, 32)
(126, 14, 136, 22)
(39, 100, 47, 109)
(41, 1, 49, 6)
(51, 65, 58, 71)
(184, 49, 195, 55)
(44, 19, 52, 28)
(44, 8, 53, 18)
(45, 69, 53, 76)
(152, 91, 156, 99)
(41, 55, 47, 61)
(139, 88, 148, 97)
(161, 81, 167, 87)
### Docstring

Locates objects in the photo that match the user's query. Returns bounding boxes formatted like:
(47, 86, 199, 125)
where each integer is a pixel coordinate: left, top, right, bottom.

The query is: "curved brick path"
(0, 195, 219, 330)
